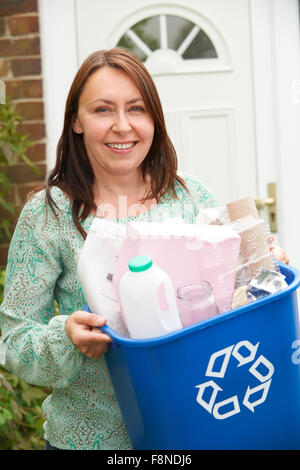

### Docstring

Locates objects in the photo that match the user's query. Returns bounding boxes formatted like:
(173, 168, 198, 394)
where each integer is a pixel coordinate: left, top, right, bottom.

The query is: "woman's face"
(73, 66, 155, 180)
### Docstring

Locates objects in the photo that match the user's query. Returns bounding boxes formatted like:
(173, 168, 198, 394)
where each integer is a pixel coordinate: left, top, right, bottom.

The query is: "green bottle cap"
(128, 255, 153, 272)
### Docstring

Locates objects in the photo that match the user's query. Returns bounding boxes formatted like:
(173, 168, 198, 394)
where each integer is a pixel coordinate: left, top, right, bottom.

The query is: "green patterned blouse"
(0, 173, 218, 450)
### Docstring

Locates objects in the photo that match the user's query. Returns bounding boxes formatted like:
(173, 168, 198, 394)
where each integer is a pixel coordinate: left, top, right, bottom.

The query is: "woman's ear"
(72, 117, 83, 134)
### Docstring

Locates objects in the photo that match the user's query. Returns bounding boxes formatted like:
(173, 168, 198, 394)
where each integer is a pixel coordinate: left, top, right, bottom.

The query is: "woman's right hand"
(65, 311, 112, 359)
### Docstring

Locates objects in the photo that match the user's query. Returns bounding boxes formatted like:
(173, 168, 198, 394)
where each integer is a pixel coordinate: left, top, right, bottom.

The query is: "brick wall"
(0, 0, 46, 267)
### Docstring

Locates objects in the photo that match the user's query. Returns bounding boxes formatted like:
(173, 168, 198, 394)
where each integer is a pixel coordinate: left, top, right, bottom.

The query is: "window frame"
(108, 5, 232, 76)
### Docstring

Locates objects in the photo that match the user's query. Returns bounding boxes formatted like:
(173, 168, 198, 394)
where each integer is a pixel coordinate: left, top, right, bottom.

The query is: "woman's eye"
(130, 106, 144, 112)
(95, 107, 110, 113)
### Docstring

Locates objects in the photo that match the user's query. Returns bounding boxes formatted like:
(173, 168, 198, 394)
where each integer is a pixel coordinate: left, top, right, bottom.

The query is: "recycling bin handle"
(83, 303, 114, 344)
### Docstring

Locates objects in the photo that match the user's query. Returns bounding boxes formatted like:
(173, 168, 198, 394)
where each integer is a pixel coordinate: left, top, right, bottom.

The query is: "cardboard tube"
(226, 197, 259, 221)
(233, 218, 276, 284)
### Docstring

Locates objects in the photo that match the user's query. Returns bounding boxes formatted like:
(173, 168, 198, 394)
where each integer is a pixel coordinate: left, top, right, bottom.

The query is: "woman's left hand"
(267, 236, 290, 264)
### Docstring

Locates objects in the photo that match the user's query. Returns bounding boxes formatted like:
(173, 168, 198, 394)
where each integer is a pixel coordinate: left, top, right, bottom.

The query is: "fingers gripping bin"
(86, 264, 300, 450)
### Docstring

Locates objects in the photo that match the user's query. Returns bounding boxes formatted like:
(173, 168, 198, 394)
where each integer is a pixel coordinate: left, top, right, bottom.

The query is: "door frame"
(250, 0, 300, 267)
(38, 0, 79, 170)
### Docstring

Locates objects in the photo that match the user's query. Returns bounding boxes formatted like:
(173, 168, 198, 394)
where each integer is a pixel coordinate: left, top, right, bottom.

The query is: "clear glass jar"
(176, 281, 219, 327)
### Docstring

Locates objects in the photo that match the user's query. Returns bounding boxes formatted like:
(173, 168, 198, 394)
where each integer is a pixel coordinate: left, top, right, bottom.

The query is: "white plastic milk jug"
(119, 255, 183, 339)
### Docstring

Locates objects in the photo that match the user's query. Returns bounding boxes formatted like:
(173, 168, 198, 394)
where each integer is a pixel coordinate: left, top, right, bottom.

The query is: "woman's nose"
(112, 112, 132, 133)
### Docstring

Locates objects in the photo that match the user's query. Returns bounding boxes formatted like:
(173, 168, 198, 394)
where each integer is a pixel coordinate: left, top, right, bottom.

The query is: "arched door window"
(117, 14, 217, 63)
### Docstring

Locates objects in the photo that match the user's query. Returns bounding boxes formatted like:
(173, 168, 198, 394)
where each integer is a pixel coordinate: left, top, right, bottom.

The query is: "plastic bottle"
(119, 255, 182, 339)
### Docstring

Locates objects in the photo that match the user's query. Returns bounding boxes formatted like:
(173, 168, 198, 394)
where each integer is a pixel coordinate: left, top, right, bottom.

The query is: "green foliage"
(0, 97, 47, 450)
(0, 266, 49, 450)
(0, 95, 36, 168)
(0, 95, 37, 241)
(0, 268, 4, 304)
(0, 365, 49, 450)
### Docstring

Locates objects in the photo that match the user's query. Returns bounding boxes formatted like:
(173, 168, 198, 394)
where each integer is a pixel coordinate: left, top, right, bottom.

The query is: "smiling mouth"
(105, 142, 137, 150)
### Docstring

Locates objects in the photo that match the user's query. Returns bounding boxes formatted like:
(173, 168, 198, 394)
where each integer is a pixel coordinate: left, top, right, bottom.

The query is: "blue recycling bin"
(85, 263, 300, 450)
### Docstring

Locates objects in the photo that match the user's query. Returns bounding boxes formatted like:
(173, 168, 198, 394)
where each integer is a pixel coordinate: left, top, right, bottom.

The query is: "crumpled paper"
(232, 268, 288, 309)
(247, 269, 288, 297)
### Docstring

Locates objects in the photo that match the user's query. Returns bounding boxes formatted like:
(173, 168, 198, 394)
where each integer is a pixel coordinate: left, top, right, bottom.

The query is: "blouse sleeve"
(0, 192, 86, 389)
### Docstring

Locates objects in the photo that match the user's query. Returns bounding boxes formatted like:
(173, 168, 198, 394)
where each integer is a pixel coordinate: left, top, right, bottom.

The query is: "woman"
(0, 48, 219, 450)
(0, 48, 287, 451)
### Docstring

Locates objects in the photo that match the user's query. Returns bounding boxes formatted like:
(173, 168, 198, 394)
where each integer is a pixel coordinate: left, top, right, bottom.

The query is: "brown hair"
(38, 48, 188, 238)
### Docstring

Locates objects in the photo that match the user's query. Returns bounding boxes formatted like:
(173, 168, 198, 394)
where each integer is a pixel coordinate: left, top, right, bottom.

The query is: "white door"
(75, 0, 257, 206)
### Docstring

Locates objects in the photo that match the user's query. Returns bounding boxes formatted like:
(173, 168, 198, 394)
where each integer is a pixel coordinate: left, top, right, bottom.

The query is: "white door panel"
(183, 110, 236, 204)
(165, 109, 236, 204)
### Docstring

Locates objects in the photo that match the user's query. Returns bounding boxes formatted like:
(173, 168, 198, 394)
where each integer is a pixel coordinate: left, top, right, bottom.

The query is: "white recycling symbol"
(195, 340, 274, 420)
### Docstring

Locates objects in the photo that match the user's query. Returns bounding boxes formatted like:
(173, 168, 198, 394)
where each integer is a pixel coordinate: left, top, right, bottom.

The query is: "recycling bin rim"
(87, 262, 300, 349)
